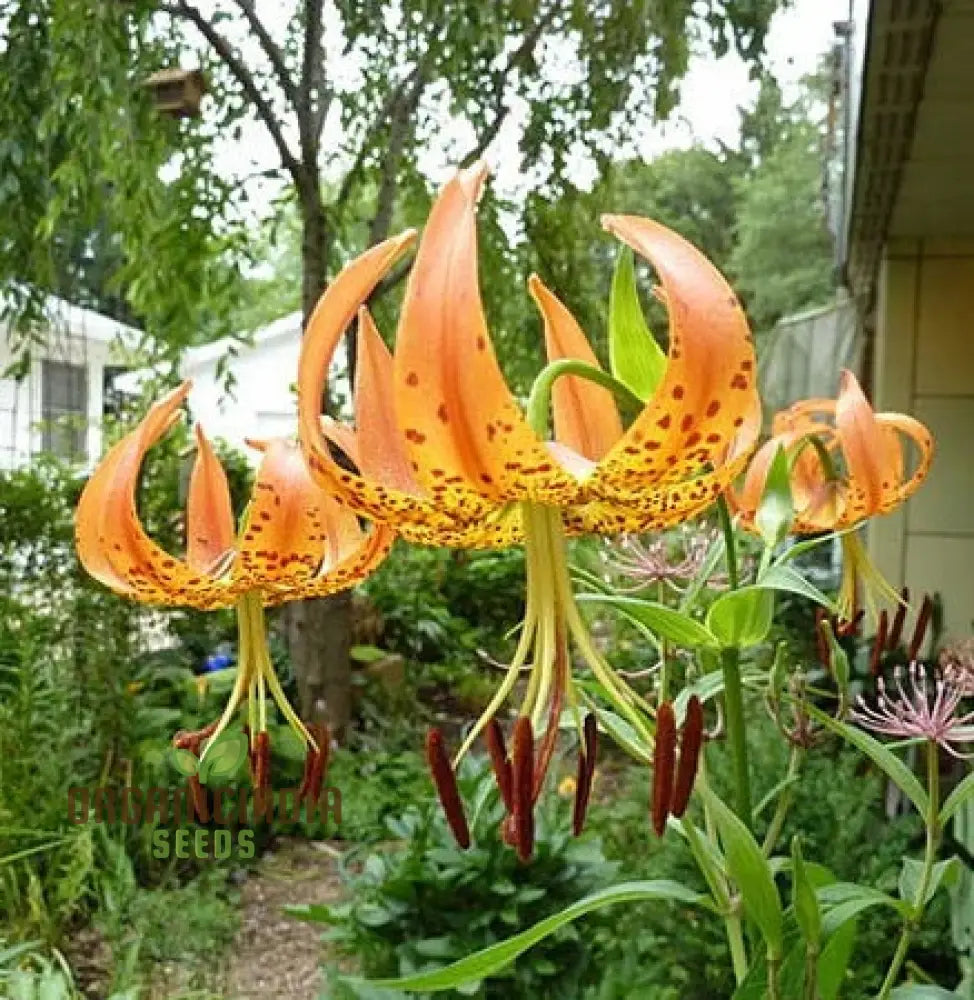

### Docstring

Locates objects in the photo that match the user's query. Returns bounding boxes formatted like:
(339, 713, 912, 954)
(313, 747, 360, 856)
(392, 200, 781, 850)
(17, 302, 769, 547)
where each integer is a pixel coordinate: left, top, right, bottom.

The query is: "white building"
(117, 311, 350, 463)
(0, 296, 140, 471)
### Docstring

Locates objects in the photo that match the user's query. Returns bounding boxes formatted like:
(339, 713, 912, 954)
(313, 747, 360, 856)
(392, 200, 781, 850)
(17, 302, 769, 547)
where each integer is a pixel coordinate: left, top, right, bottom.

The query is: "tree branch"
(368, 69, 426, 244)
(333, 63, 422, 209)
(300, 0, 327, 155)
(460, 4, 560, 166)
(230, 0, 301, 110)
(159, 1, 301, 180)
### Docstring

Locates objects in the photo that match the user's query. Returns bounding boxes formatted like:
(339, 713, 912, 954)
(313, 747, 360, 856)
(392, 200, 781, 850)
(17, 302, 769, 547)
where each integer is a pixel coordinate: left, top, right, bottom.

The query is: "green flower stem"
(716, 495, 739, 590)
(721, 647, 753, 828)
(714, 495, 752, 827)
(688, 781, 748, 986)
(768, 954, 782, 1000)
(877, 740, 942, 1000)
(762, 747, 803, 857)
(525, 358, 644, 437)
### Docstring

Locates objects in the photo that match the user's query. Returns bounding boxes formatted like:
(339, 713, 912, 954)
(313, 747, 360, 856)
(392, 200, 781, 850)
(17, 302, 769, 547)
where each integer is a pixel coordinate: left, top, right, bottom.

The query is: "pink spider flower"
(939, 638, 974, 697)
(851, 662, 974, 758)
(603, 526, 727, 594)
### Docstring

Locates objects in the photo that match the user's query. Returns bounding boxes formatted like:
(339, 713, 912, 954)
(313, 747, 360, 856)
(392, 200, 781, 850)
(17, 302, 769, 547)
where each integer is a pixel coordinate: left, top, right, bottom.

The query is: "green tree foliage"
(730, 73, 836, 331)
(0, 1, 250, 357)
(0, 0, 782, 356)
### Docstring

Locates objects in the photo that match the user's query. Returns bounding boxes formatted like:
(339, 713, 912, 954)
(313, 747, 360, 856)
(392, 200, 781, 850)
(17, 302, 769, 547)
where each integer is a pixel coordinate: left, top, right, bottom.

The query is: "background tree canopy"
(0, 0, 833, 734)
(0, 0, 785, 365)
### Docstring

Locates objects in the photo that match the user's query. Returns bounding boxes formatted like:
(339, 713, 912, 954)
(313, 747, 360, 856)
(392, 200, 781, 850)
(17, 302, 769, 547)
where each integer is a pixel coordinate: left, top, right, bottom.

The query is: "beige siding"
(870, 238, 974, 640)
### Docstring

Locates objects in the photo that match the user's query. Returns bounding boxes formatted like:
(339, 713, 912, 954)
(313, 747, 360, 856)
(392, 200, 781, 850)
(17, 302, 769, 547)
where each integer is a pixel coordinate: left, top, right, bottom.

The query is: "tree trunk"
(284, 177, 355, 742)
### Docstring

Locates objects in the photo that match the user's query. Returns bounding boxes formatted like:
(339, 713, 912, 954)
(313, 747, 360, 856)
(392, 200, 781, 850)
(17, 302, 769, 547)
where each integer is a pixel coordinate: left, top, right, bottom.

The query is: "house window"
(41, 361, 88, 461)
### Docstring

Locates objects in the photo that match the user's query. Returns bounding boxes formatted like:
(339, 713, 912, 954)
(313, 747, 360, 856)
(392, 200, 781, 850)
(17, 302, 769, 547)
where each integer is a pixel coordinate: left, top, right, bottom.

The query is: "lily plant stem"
(721, 646, 753, 827)
(689, 777, 749, 986)
(877, 740, 941, 999)
(715, 496, 753, 827)
(762, 747, 803, 856)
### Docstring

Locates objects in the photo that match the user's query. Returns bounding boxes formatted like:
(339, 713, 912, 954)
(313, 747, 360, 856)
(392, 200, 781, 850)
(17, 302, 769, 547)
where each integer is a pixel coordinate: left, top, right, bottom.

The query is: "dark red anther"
(888, 588, 910, 649)
(869, 610, 889, 677)
(572, 713, 598, 836)
(187, 775, 210, 823)
(501, 813, 518, 847)
(838, 608, 865, 639)
(425, 728, 471, 849)
(242, 723, 259, 781)
(670, 696, 704, 818)
(651, 702, 677, 837)
(485, 719, 513, 811)
(908, 595, 934, 662)
(532, 640, 567, 803)
(172, 719, 218, 755)
(254, 730, 271, 791)
(298, 723, 330, 806)
(511, 716, 535, 862)
(815, 609, 830, 671)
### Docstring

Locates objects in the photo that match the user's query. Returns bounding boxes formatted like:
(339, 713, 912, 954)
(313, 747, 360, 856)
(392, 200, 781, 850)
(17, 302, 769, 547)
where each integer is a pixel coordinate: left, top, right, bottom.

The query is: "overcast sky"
(210, 0, 851, 217)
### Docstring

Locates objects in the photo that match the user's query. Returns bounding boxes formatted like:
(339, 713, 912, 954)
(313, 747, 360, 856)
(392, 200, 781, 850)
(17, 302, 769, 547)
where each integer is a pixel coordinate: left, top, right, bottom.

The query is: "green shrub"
(581, 712, 957, 999)
(297, 757, 618, 999)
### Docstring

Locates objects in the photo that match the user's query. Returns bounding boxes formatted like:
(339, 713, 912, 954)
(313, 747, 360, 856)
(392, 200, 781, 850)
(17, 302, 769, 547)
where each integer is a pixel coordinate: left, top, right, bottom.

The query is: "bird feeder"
(142, 68, 207, 119)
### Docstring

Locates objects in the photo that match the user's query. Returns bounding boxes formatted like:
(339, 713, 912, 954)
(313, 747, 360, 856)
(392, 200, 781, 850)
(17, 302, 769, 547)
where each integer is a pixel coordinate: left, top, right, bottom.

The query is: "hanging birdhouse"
(142, 68, 207, 119)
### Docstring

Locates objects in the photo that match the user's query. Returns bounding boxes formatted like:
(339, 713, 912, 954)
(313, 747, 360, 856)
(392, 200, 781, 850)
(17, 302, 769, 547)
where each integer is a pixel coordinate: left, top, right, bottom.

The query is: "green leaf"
(364, 881, 708, 993)
(756, 563, 836, 612)
(755, 445, 793, 548)
(899, 857, 960, 907)
(585, 703, 651, 763)
(818, 918, 857, 1000)
(350, 644, 388, 664)
(791, 837, 821, 946)
(806, 706, 929, 816)
(701, 787, 784, 956)
(818, 619, 850, 698)
(680, 532, 727, 612)
(817, 882, 907, 935)
(272, 725, 308, 762)
(889, 988, 959, 999)
(608, 247, 667, 401)
(706, 586, 775, 648)
(940, 770, 974, 825)
(198, 729, 248, 784)
(577, 594, 716, 648)
(167, 747, 199, 777)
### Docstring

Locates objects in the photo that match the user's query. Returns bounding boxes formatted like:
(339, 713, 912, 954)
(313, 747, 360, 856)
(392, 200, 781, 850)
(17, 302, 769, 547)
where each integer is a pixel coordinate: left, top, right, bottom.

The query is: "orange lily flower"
(76, 381, 393, 789)
(735, 369, 934, 618)
(296, 165, 761, 853)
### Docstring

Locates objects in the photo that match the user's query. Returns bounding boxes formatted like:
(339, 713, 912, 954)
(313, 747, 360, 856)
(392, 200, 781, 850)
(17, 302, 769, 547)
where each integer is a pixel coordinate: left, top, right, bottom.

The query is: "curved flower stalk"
(296, 164, 761, 854)
(76, 382, 393, 790)
(735, 370, 934, 618)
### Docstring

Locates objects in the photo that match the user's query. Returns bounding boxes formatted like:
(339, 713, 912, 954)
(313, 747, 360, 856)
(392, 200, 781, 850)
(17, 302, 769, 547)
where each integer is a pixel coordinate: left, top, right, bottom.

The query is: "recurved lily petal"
(237, 439, 345, 587)
(76, 383, 223, 606)
(734, 437, 787, 518)
(393, 165, 577, 506)
(835, 370, 887, 518)
(282, 515, 395, 604)
(528, 274, 623, 462)
(875, 412, 934, 512)
(298, 232, 495, 543)
(354, 307, 422, 495)
(187, 425, 235, 572)
(590, 216, 759, 504)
